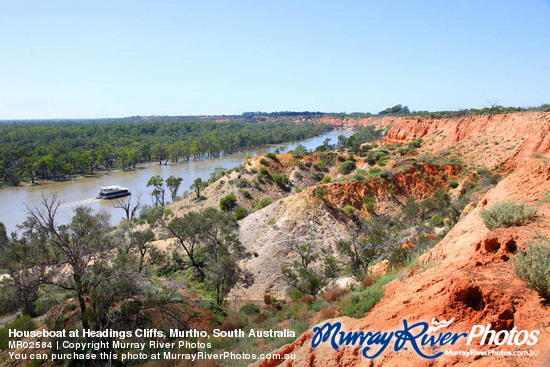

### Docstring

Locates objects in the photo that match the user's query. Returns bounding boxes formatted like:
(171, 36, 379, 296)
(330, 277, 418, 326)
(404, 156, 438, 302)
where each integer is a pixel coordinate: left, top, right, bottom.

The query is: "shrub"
(513, 240, 550, 300)
(259, 167, 269, 178)
(362, 196, 376, 211)
(312, 172, 325, 181)
(234, 207, 247, 220)
(368, 166, 383, 178)
(481, 201, 537, 230)
(295, 187, 302, 193)
(408, 138, 423, 149)
(338, 160, 356, 175)
(322, 287, 348, 302)
(431, 215, 443, 226)
(259, 158, 267, 165)
(256, 196, 273, 210)
(240, 302, 261, 316)
(143, 206, 165, 225)
(447, 179, 459, 188)
(219, 194, 237, 211)
(220, 312, 247, 331)
(381, 169, 394, 179)
(354, 173, 366, 181)
(343, 286, 384, 318)
(272, 173, 290, 187)
(241, 189, 251, 199)
(0, 315, 37, 349)
(314, 187, 329, 199)
(344, 205, 356, 216)
(266, 152, 277, 159)
(337, 155, 346, 162)
(322, 176, 331, 184)
(490, 174, 502, 185)
(235, 178, 249, 188)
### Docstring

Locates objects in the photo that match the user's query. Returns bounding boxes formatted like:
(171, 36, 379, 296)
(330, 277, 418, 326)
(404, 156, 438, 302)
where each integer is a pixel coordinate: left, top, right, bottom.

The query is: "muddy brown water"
(0, 130, 353, 232)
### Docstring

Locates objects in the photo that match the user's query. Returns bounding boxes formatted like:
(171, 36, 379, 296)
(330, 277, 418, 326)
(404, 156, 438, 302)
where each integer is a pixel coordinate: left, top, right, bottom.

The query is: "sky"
(0, 0, 549, 119)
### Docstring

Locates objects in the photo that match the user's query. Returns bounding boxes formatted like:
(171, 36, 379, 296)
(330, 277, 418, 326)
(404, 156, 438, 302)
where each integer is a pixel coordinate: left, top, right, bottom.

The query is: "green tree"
(147, 175, 165, 206)
(128, 229, 155, 273)
(166, 176, 183, 202)
(190, 178, 204, 199)
(282, 243, 327, 297)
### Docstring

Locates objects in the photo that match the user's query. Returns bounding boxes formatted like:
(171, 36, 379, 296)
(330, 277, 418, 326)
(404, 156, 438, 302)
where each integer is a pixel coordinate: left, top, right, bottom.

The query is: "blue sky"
(0, 0, 549, 119)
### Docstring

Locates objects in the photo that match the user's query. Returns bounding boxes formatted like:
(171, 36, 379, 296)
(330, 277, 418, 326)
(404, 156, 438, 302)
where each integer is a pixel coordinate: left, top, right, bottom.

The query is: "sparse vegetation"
(481, 201, 537, 230)
(513, 238, 550, 300)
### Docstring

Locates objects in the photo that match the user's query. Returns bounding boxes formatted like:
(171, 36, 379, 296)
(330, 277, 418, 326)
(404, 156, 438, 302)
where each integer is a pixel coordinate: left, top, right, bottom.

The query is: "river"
(0, 130, 354, 232)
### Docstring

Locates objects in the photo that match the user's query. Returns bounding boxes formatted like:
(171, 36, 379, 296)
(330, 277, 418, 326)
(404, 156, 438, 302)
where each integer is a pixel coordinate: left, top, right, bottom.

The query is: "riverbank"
(0, 130, 354, 232)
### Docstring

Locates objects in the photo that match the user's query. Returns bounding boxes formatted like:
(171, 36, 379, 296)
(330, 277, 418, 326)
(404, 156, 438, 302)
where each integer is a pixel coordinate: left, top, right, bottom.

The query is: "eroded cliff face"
(250, 112, 550, 367)
(384, 112, 550, 170)
(230, 163, 461, 301)
(251, 158, 550, 367)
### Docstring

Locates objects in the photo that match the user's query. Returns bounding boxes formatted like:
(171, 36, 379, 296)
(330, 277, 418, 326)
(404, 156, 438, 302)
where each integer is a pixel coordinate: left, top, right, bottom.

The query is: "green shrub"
(362, 196, 376, 211)
(338, 160, 356, 175)
(447, 179, 459, 188)
(343, 286, 384, 318)
(295, 187, 302, 193)
(513, 239, 550, 300)
(235, 178, 249, 188)
(431, 215, 443, 226)
(259, 158, 267, 165)
(322, 176, 331, 184)
(259, 167, 269, 178)
(240, 302, 261, 316)
(234, 207, 247, 220)
(490, 174, 502, 185)
(312, 172, 325, 181)
(354, 173, 366, 181)
(315, 187, 329, 199)
(220, 194, 237, 211)
(241, 189, 251, 199)
(256, 196, 273, 210)
(344, 205, 356, 216)
(272, 173, 290, 187)
(408, 138, 423, 149)
(0, 315, 37, 349)
(337, 155, 346, 162)
(368, 166, 383, 178)
(266, 152, 277, 159)
(481, 201, 537, 230)
(381, 169, 394, 179)
(144, 206, 165, 225)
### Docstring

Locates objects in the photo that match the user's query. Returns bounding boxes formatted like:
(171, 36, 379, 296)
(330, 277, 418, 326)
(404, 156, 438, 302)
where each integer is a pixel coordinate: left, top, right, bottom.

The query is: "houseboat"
(97, 186, 131, 200)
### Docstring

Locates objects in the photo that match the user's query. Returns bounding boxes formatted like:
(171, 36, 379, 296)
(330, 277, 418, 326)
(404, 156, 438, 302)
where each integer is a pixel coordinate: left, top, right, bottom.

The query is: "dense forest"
(2, 103, 549, 188)
(0, 120, 332, 187)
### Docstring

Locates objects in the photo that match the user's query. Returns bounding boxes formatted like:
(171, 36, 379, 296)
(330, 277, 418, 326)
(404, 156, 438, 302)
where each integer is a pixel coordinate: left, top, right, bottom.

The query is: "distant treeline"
(0, 120, 332, 187)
